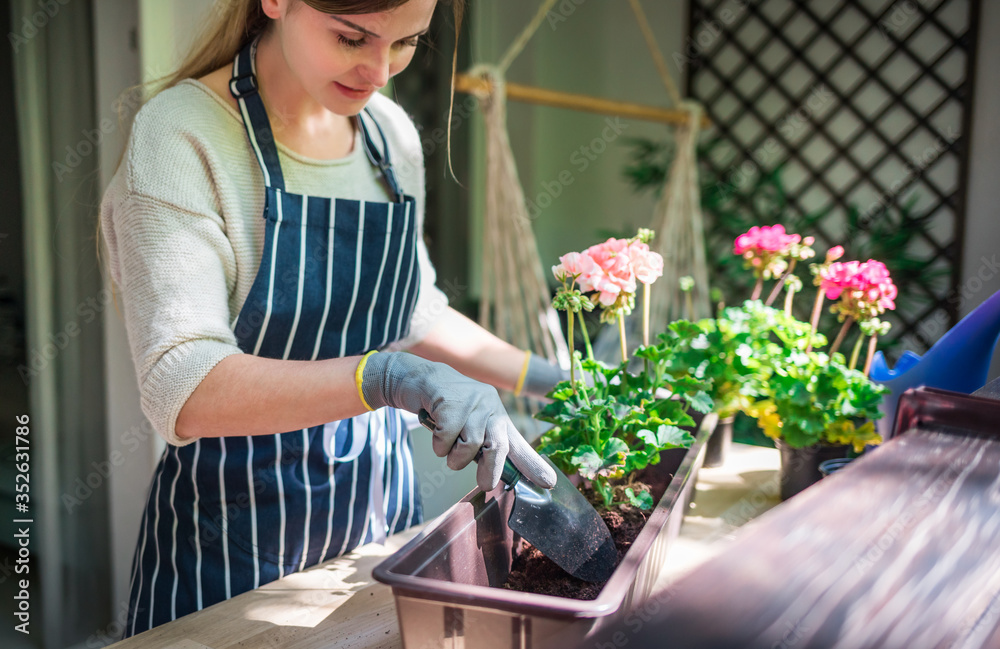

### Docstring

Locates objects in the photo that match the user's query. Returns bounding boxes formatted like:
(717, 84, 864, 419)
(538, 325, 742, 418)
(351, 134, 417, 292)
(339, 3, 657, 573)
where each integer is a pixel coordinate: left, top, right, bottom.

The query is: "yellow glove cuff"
(513, 349, 532, 397)
(355, 350, 378, 411)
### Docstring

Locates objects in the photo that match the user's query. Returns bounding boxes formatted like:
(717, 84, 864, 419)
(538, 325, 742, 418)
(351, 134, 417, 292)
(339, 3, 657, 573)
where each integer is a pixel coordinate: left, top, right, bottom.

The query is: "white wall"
(960, 0, 1000, 380)
(93, 0, 145, 628)
(95, 0, 214, 626)
(470, 0, 688, 284)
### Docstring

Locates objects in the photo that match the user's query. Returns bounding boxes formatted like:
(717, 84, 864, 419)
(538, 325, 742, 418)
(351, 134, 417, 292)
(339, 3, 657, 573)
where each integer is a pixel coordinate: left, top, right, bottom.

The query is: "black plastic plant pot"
(703, 415, 734, 468)
(819, 457, 854, 478)
(373, 414, 716, 649)
(775, 440, 850, 500)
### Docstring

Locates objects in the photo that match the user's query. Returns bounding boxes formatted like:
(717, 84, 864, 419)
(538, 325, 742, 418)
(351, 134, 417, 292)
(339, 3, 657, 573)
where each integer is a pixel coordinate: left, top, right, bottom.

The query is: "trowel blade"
(507, 457, 618, 583)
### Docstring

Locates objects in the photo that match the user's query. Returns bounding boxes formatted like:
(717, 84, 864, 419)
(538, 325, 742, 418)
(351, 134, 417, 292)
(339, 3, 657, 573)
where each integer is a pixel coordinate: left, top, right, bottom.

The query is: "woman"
(101, 0, 563, 637)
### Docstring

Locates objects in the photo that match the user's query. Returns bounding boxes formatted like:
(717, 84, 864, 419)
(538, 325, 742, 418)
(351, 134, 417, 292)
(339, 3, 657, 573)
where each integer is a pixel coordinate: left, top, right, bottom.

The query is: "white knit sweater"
(100, 80, 448, 447)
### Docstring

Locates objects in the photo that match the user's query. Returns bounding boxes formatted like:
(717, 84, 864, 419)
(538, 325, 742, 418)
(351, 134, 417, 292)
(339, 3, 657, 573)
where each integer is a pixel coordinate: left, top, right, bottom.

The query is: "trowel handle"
(417, 409, 522, 488)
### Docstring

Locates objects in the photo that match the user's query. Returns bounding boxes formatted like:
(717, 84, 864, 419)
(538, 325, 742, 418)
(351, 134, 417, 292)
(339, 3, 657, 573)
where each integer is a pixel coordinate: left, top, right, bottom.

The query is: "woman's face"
(264, 0, 437, 115)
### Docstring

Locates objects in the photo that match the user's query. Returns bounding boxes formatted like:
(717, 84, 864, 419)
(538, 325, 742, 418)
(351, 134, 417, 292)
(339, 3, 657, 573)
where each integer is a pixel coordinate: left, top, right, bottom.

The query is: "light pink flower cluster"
(819, 259, 897, 318)
(628, 241, 665, 284)
(552, 238, 663, 310)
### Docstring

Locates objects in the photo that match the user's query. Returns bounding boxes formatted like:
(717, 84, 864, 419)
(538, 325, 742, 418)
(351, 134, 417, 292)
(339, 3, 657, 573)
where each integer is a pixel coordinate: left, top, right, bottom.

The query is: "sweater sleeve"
(101, 99, 245, 447)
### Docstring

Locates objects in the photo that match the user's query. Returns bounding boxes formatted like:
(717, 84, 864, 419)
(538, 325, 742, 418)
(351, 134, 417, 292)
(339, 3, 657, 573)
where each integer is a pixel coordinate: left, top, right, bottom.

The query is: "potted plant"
(534, 232, 712, 502)
(659, 292, 759, 467)
(729, 227, 893, 499)
(373, 231, 717, 647)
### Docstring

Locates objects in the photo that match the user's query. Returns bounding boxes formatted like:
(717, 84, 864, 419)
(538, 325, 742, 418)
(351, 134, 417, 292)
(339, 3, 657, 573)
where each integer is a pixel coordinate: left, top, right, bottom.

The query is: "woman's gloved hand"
(518, 352, 593, 400)
(359, 352, 557, 492)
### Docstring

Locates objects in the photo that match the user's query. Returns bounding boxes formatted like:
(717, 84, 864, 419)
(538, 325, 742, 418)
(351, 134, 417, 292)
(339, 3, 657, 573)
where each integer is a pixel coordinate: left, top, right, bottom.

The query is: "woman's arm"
(175, 354, 367, 440)
(406, 307, 527, 391)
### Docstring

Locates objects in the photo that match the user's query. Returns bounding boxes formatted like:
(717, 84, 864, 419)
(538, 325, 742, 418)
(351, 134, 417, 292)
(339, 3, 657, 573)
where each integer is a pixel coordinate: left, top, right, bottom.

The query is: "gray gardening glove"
(520, 353, 594, 399)
(361, 352, 558, 491)
(519, 353, 567, 400)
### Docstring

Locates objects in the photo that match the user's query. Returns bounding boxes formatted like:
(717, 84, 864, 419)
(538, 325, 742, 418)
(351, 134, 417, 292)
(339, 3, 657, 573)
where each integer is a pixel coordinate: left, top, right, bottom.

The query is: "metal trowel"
(418, 409, 618, 583)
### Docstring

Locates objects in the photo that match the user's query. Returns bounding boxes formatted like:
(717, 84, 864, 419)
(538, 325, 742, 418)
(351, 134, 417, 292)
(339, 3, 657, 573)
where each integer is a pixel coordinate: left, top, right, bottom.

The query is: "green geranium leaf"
(571, 438, 628, 481)
(624, 450, 651, 473)
(638, 424, 694, 450)
(686, 391, 714, 414)
(625, 487, 654, 510)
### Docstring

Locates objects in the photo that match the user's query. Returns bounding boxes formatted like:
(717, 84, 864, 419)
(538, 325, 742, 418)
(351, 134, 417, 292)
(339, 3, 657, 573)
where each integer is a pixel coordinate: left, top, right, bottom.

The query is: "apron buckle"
(230, 72, 259, 99)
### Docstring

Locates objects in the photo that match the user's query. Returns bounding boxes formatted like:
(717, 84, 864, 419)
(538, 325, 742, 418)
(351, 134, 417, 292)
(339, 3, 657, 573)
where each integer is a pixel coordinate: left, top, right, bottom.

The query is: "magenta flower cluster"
(820, 259, 898, 317)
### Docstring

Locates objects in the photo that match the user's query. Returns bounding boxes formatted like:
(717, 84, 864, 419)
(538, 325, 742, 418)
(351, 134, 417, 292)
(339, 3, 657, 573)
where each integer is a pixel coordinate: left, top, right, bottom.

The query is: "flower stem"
(863, 334, 879, 376)
(829, 317, 854, 357)
(643, 282, 651, 347)
(848, 333, 865, 371)
(783, 286, 796, 316)
(570, 318, 591, 404)
(805, 290, 824, 354)
(618, 313, 628, 364)
(764, 260, 797, 307)
(567, 310, 576, 394)
(578, 312, 594, 361)
(751, 276, 763, 301)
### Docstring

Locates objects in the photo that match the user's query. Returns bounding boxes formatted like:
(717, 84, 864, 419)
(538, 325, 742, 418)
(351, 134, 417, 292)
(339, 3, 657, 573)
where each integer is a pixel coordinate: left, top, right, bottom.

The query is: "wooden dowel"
(455, 73, 712, 129)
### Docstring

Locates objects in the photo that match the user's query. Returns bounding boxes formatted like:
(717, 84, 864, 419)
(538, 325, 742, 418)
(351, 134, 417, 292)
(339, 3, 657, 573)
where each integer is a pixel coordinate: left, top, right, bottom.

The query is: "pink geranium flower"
(857, 260, 897, 311)
(552, 251, 598, 283)
(819, 260, 863, 300)
(733, 224, 801, 255)
(552, 235, 662, 313)
(821, 259, 897, 318)
(581, 238, 638, 307)
(628, 241, 664, 285)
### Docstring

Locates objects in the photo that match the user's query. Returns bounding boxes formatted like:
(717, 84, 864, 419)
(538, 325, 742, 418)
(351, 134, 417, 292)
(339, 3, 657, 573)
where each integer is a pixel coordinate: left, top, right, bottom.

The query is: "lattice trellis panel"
(686, 0, 980, 356)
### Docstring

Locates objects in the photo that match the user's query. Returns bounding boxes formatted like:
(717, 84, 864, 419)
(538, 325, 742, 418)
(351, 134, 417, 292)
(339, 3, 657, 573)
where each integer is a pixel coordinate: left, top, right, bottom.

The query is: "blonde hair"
(120, 0, 464, 154)
(102, 0, 465, 275)
(161, 0, 456, 93)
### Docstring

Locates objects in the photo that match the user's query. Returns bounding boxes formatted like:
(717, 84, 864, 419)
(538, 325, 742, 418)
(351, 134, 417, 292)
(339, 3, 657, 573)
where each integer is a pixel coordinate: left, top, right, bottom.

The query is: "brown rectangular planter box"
(373, 413, 716, 649)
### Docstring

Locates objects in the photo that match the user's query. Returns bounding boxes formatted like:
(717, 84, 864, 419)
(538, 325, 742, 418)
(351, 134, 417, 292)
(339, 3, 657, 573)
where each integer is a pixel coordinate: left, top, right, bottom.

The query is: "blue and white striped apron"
(122, 37, 423, 638)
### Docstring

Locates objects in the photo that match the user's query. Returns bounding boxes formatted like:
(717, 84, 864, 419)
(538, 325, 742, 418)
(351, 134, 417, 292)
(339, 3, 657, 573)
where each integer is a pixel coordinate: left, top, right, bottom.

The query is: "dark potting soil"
(502, 482, 652, 600)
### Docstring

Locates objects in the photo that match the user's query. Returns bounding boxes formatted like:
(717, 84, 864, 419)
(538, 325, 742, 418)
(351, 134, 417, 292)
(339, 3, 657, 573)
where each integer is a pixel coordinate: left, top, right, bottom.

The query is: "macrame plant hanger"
(464, 0, 570, 420)
(461, 0, 712, 399)
(627, 0, 713, 331)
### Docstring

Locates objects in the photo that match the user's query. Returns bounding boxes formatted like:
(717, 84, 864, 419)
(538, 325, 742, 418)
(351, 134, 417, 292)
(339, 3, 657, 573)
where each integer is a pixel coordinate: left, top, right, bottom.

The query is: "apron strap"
(230, 38, 406, 202)
(230, 37, 286, 191)
(356, 108, 406, 203)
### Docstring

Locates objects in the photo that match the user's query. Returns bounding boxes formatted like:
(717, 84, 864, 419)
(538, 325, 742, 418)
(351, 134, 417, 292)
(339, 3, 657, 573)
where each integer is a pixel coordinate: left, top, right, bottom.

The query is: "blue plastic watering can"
(869, 289, 1000, 439)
